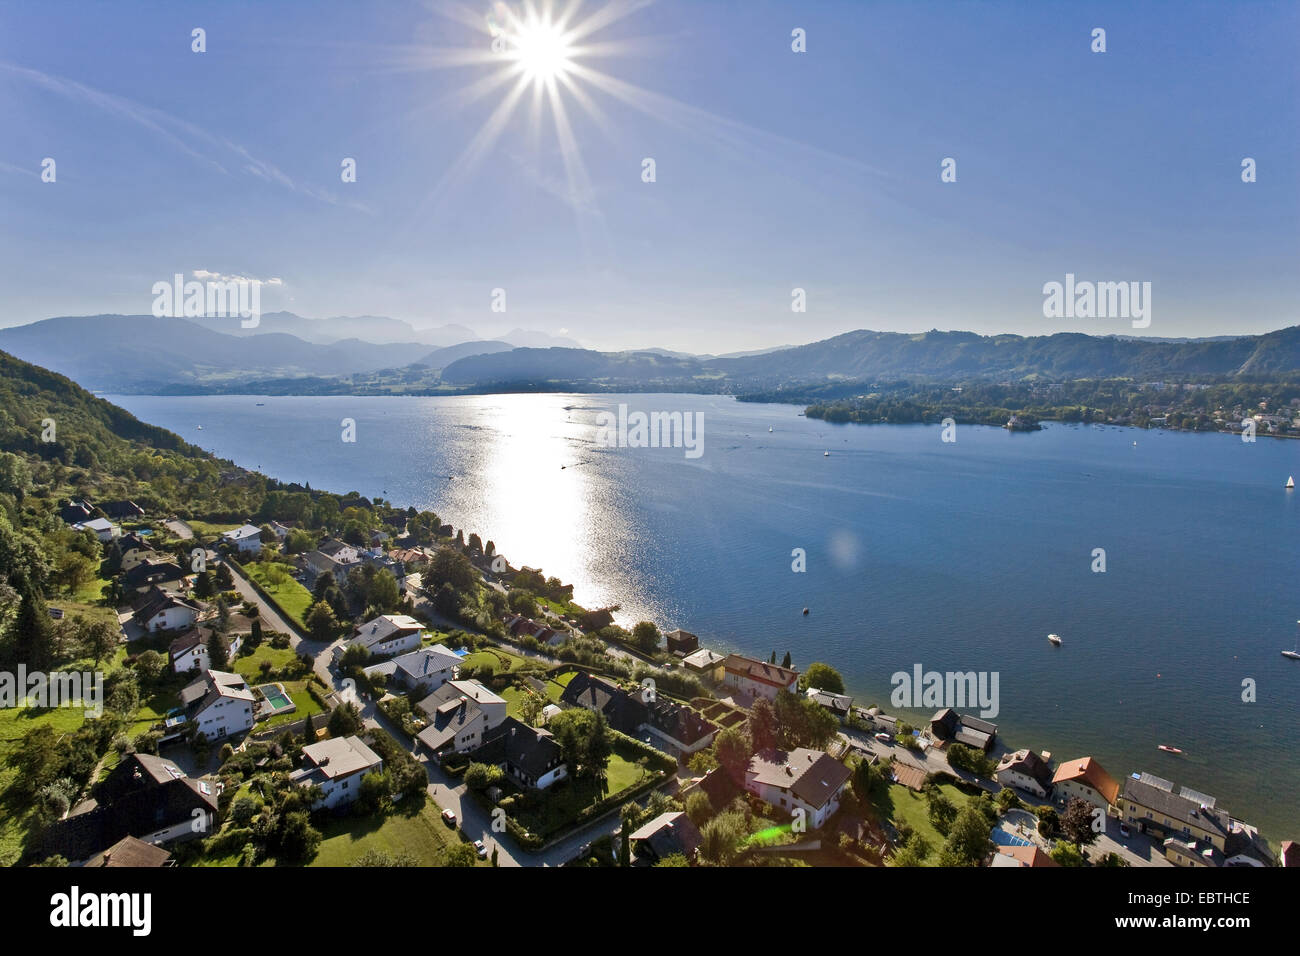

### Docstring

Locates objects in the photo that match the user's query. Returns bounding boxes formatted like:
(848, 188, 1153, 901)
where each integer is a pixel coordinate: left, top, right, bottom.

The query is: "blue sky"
(1, 0, 1296, 353)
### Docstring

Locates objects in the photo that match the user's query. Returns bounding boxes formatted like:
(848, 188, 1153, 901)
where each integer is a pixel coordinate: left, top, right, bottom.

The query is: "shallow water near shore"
(111, 391, 1300, 843)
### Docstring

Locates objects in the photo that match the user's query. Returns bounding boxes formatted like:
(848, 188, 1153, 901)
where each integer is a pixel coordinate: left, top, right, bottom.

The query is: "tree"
(77, 617, 119, 667)
(304, 601, 339, 642)
(1060, 797, 1101, 848)
(939, 804, 994, 866)
(699, 811, 747, 866)
(445, 843, 478, 867)
(748, 697, 779, 751)
(327, 702, 362, 738)
(714, 727, 753, 782)
(464, 762, 504, 791)
(685, 790, 713, 827)
(433, 583, 460, 618)
(631, 620, 661, 653)
(1050, 841, 1086, 867)
(275, 811, 321, 863)
(133, 649, 166, 682)
(926, 790, 958, 835)
(366, 569, 400, 613)
(548, 708, 612, 782)
(781, 651, 792, 670)
(1035, 805, 1061, 840)
(207, 631, 228, 670)
(302, 712, 316, 746)
(248, 617, 263, 647)
(889, 835, 931, 867)
(620, 826, 631, 867)
(799, 662, 844, 694)
(194, 570, 216, 599)
(517, 687, 544, 727)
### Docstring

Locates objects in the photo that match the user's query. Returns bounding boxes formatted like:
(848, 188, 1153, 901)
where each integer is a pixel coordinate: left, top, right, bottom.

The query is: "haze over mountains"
(0, 312, 1296, 396)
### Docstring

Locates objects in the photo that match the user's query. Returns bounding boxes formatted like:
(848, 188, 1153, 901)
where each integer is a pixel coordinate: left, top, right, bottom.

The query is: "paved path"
(164, 518, 194, 540)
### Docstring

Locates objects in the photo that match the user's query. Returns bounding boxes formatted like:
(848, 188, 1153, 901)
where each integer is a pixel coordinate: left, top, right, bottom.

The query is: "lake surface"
(111, 392, 1300, 842)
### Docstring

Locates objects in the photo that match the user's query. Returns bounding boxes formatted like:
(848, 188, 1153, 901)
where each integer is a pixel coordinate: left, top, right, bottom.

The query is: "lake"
(110, 392, 1300, 842)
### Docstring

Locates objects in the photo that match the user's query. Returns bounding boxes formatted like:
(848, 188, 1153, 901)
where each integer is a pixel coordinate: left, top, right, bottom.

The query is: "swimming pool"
(992, 826, 1032, 847)
(255, 683, 294, 712)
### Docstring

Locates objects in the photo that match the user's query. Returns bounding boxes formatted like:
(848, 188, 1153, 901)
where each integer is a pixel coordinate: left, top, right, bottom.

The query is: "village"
(30, 497, 1294, 870)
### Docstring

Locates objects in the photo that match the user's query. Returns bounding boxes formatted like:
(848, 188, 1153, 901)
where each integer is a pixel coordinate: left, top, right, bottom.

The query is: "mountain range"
(0, 312, 1295, 395)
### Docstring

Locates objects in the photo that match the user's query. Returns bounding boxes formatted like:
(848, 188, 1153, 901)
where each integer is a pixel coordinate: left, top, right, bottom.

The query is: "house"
(169, 629, 209, 674)
(291, 735, 383, 809)
(339, 614, 425, 660)
(992, 844, 1059, 868)
(83, 835, 174, 868)
(560, 672, 648, 735)
(112, 532, 155, 571)
(665, 629, 699, 655)
(806, 687, 853, 722)
(995, 749, 1054, 798)
(360, 549, 407, 588)
(629, 811, 702, 865)
(59, 498, 95, 525)
(178, 669, 256, 741)
(722, 654, 799, 701)
(168, 626, 240, 675)
(1051, 756, 1120, 811)
(682, 648, 725, 682)
(363, 644, 461, 695)
(305, 540, 361, 584)
(642, 698, 717, 755)
(74, 517, 121, 542)
(97, 500, 145, 520)
(268, 521, 294, 541)
(745, 748, 851, 830)
(222, 524, 263, 555)
(1120, 773, 1237, 865)
(36, 754, 218, 864)
(474, 717, 568, 789)
(415, 679, 507, 759)
(123, 558, 188, 593)
(929, 708, 997, 752)
(130, 587, 202, 633)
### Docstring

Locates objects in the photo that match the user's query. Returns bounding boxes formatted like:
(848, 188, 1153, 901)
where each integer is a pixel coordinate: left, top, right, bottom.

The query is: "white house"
(363, 644, 460, 695)
(339, 614, 425, 660)
(745, 748, 851, 830)
(1051, 756, 1120, 810)
(292, 735, 383, 809)
(169, 629, 208, 674)
(222, 524, 264, 555)
(415, 679, 507, 758)
(995, 749, 1055, 798)
(74, 517, 121, 542)
(179, 669, 256, 741)
(723, 654, 799, 702)
(131, 587, 202, 633)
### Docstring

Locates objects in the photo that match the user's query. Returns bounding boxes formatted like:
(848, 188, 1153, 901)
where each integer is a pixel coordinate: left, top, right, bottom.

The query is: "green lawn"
(511, 750, 652, 838)
(499, 676, 570, 720)
(188, 520, 240, 537)
(258, 682, 322, 730)
(872, 781, 968, 864)
(461, 647, 528, 676)
(243, 562, 314, 630)
(310, 797, 485, 866)
(232, 643, 299, 683)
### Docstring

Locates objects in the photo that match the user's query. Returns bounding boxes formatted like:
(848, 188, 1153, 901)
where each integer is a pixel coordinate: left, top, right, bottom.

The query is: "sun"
(510, 17, 575, 85)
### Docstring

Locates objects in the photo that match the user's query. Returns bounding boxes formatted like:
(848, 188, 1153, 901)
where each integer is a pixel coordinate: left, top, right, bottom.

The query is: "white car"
(441, 808, 457, 828)
(874, 732, 893, 744)
(474, 840, 488, 859)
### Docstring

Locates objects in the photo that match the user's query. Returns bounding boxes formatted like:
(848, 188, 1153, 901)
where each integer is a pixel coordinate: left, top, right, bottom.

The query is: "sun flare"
(510, 17, 575, 85)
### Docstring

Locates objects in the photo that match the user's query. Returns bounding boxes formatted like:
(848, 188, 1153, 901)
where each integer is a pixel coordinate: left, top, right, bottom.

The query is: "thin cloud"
(0, 60, 373, 213)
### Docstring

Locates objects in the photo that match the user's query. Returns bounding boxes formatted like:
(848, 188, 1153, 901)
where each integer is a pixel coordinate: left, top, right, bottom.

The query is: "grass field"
(461, 647, 529, 676)
(499, 675, 571, 720)
(242, 562, 314, 630)
(872, 781, 968, 864)
(259, 682, 322, 730)
(310, 797, 484, 866)
(187, 520, 240, 537)
(231, 643, 299, 683)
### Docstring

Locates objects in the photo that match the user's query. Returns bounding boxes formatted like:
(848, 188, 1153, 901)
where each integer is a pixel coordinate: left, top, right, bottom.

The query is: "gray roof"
(1122, 776, 1232, 839)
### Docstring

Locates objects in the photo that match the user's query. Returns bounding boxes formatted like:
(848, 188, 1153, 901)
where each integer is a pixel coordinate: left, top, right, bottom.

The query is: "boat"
(1284, 621, 1300, 660)
(768, 426, 773, 433)
(196, 425, 203, 430)
(255, 402, 265, 406)
(1047, 633, 1063, 645)
(1287, 476, 1295, 489)
(824, 451, 830, 457)
(1157, 745, 1184, 754)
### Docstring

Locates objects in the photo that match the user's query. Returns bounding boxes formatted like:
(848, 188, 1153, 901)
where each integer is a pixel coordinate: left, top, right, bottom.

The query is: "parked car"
(1119, 823, 1131, 837)
(473, 840, 488, 859)
(441, 808, 457, 827)
(874, 732, 893, 744)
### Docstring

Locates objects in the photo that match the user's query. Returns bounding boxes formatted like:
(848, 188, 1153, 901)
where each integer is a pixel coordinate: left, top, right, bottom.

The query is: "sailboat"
(1287, 476, 1295, 489)
(1284, 620, 1300, 661)
(768, 426, 773, 433)
(1047, 633, 1063, 646)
